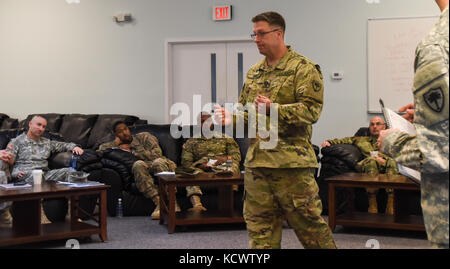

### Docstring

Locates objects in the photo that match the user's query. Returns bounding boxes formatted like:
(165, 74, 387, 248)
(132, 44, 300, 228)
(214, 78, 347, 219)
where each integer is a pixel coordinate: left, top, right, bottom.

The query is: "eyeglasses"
(250, 28, 280, 39)
(369, 122, 385, 127)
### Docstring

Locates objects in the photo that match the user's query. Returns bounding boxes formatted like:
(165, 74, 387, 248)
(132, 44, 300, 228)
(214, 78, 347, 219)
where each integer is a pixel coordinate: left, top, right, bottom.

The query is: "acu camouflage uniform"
(99, 132, 201, 199)
(237, 46, 336, 249)
(381, 7, 449, 249)
(6, 133, 77, 183)
(327, 136, 399, 175)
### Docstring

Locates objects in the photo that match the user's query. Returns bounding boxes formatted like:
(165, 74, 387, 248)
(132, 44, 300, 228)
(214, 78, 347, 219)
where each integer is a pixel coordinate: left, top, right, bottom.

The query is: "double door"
(167, 40, 262, 123)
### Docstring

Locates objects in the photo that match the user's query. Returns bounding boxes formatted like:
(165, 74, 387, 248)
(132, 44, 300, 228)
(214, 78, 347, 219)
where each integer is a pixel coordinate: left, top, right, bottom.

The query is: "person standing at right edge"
(378, 0, 449, 249)
(215, 11, 336, 249)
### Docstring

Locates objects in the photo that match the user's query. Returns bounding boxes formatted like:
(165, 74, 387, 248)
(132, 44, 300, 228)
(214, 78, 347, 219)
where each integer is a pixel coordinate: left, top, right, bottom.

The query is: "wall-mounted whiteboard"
(367, 16, 438, 113)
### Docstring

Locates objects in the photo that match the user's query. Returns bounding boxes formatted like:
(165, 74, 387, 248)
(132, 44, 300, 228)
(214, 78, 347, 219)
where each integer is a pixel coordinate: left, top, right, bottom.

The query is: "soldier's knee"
(132, 160, 147, 172)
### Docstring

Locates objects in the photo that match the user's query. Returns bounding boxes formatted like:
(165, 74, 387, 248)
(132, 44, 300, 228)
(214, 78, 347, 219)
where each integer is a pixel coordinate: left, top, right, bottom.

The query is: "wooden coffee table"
(0, 182, 109, 247)
(157, 173, 244, 233)
(326, 172, 424, 232)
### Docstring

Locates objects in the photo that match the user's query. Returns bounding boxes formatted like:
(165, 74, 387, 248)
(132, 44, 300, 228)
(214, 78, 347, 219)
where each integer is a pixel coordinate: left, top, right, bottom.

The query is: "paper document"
(56, 181, 104, 188)
(154, 172, 176, 176)
(0, 183, 32, 190)
(379, 99, 416, 135)
(397, 164, 421, 184)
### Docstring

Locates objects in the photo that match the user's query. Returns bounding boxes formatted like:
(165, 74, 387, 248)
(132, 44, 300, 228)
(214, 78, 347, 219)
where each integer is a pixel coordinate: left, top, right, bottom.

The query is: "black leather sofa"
(1, 113, 321, 218)
(317, 127, 422, 216)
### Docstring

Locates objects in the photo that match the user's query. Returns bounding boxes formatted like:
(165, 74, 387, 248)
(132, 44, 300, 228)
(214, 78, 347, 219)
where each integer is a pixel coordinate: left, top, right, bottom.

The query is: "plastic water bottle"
(70, 155, 78, 171)
(116, 198, 123, 218)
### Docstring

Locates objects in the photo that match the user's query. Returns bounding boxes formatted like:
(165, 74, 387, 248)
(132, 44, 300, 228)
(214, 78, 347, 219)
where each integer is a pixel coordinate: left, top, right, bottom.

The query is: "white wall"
(0, 0, 440, 146)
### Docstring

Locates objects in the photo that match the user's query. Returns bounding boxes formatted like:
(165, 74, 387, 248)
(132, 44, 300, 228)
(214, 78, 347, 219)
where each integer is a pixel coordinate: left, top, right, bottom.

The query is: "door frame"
(164, 37, 253, 123)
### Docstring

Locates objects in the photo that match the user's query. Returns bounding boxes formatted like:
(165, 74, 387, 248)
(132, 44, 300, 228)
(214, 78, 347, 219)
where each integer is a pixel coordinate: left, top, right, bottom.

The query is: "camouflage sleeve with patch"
(278, 63, 324, 126)
(136, 132, 163, 161)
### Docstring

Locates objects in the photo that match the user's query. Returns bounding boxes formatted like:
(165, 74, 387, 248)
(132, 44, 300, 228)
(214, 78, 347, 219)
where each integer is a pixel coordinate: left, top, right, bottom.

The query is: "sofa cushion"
(0, 128, 25, 149)
(58, 114, 98, 148)
(19, 114, 64, 133)
(0, 118, 19, 130)
(129, 124, 182, 165)
(87, 114, 140, 150)
(354, 127, 370, 137)
(0, 114, 9, 127)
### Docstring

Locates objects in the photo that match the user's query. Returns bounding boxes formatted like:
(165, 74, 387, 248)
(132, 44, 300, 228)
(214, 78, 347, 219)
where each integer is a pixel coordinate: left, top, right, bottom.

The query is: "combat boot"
(0, 208, 12, 228)
(189, 195, 207, 212)
(151, 195, 160, 220)
(41, 205, 51, 224)
(367, 193, 378, 214)
(386, 191, 395, 215)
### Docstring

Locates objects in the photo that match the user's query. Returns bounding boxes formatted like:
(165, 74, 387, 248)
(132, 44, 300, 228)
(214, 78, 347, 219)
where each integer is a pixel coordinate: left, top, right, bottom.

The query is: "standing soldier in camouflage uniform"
(181, 113, 242, 211)
(322, 116, 399, 215)
(98, 122, 202, 219)
(379, 0, 449, 249)
(215, 12, 336, 249)
(5, 115, 84, 223)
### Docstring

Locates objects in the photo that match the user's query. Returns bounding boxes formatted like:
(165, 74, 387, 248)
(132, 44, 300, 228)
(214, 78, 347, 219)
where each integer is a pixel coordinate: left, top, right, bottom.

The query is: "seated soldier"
(181, 112, 241, 212)
(5, 115, 85, 223)
(98, 122, 202, 219)
(0, 150, 13, 228)
(321, 116, 399, 215)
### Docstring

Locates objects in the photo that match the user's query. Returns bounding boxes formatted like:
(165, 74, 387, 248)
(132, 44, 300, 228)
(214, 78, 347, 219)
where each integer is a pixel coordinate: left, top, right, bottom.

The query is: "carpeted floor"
(4, 215, 430, 249)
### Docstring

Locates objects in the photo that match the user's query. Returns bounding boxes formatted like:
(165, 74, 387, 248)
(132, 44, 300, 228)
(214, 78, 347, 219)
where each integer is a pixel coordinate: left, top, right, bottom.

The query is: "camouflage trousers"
(421, 173, 449, 249)
(243, 167, 337, 249)
(18, 167, 73, 183)
(0, 160, 11, 211)
(356, 156, 398, 194)
(132, 158, 202, 199)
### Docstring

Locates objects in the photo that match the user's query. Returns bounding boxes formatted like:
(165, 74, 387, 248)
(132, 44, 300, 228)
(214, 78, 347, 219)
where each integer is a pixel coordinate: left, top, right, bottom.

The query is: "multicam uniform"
(237, 46, 336, 249)
(181, 134, 241, 175)
(99, 132, 201, 199)
(381, 7, 449, 248)
(6, 133, 77, 183)
(326, 136, 398, 175)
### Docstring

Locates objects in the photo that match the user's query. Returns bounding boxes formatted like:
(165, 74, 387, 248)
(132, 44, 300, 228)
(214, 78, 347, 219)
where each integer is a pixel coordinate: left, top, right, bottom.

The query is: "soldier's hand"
(17, 171, 28, 179)
(72, 146, 84, 155)
(213, 105, 232, 126)
(254, 95, 272, 115)
(399, 103, 415, 123)
(374, 156, 386, 166)
(214, 157, 227, 166)
(377, 128, 400, 151)
(321, 141, 331, 148)
(0, 150, 13, 162)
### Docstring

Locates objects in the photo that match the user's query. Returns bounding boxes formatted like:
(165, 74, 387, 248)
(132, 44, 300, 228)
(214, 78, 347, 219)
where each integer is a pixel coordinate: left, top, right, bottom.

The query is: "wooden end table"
(0, 182, 109, 247)
(326, 172, 424, 232)
(157, 172, 244, 233)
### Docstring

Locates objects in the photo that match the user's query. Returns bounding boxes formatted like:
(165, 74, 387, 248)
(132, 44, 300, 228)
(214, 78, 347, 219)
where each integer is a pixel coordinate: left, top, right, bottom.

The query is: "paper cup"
(32, 169, 43, 185)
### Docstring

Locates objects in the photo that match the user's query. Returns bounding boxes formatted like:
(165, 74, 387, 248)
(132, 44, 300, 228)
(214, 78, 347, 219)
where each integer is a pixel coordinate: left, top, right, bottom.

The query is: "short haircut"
(31, 114, 47, 122)
(252, 11, 286, 33)
(112, 121, 126, 134)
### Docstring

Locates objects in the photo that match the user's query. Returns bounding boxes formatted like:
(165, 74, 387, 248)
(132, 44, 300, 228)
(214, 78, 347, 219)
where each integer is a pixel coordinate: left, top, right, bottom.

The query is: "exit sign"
(213, 5, 232, 21)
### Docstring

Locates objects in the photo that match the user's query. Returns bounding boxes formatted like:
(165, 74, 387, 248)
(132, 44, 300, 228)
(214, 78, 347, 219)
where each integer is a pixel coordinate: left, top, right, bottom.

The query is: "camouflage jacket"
(236, 46, 323, 168)
(6, 133, 76, 178)
(181, 134, 241, 174)
(381, 7, 449, 174)
(98, 132, 168, 163)
(327, 136, 390, 159)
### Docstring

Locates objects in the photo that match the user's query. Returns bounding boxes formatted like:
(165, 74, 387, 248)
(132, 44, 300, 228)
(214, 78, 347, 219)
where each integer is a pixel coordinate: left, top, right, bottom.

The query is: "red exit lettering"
(214, 5, 232, 21)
